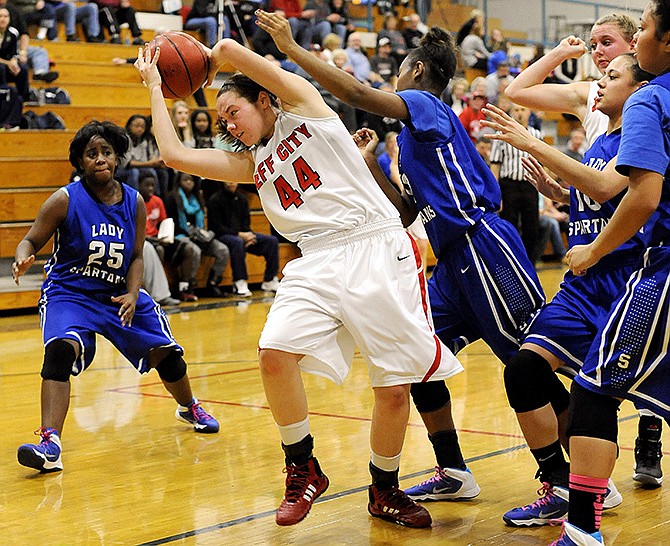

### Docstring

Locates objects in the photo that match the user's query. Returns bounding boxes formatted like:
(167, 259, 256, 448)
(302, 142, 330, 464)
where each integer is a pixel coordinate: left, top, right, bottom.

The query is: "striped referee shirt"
(490, 126, 543, 181)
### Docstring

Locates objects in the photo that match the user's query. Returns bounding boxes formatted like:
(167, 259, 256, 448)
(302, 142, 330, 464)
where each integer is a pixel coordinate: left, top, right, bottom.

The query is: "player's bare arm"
(483, 104, 626, 202)
(256, 10, 410, 121)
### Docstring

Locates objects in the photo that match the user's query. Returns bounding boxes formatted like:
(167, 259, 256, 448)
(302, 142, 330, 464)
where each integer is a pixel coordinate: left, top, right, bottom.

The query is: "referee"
(490, 104, 543, 264)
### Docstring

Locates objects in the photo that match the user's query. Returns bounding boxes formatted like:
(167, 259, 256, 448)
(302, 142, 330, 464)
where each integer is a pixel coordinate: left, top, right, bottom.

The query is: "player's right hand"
(135, 46, 162, 93)
(255, 10, 296, 55)
(353, 128, 379, 158)
(556, 35, 589, 59)
(12, 255, 35, 285)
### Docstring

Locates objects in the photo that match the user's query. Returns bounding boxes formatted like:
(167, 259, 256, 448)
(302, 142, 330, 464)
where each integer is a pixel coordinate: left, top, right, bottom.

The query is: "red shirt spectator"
(145, 194, 167, 237)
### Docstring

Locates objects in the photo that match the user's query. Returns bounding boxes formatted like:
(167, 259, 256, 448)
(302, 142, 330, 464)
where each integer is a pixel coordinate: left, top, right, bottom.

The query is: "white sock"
(37, 27, 47, 40)
(277, 416, 310, 446)
(370, 450, 401, 472)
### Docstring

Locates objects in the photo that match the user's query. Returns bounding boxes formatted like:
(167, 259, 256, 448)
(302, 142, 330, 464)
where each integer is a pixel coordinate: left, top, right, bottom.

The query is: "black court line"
(137, 415, 640, 546)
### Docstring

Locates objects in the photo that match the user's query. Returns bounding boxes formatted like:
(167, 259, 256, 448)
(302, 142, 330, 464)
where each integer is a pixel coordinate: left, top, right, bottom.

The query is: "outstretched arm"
(135, 47, 255, 183)
(482, 104, 627, 202)
(255, 10, 410, 121)
(522, 156, 570, 204)
(505, 36, 592, 120)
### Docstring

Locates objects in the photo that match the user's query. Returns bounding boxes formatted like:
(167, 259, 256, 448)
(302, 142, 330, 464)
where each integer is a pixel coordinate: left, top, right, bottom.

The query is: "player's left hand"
(255, 10, 296, 55)
(12, 255, 35, 285)
(112, 292, 138, 327)
(135, 45, 162, 93)
(481, 104, 533, 151)
(566, 244, 599, 276)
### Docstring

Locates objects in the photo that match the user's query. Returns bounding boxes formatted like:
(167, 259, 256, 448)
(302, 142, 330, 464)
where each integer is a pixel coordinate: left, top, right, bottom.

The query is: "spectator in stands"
(458, 10, 490, 70)
(90, 0, 143, 44)
(562, 127, 586, 162)
(327, 0, 354, 46)
(10, 0, 55, 41)
(487, 36, 509, 75)
(1, 0, 58, 82)
(184, 0, 229, 47)
(0, 7, 29, 100)
(141, 172, 199, 303)
(441, 77, 467, 116)
(47, 0, 101, 42)
(401, 12, 424, 50)
(320, 31, 340, 62)
(207, 182, 280, 297)
(170, 100, 195, 147)
(165, 172, 230, 299)
(364, 81, 402, 141)
(485, 59, 514, 103)
(537, 194, 568, 263)
(269, 0, 313, 50)
(138, 174, 181, 306)
(376, 13, 407, 66)
(458, 90, 488, 143)
(474, 135, 491, 165)
(369, 37, 397, 87)
(489, 104, 543, 264)
(302, 0, 337, 47)
(190, 108, 222, 202)
(120, 114, 171, 197)
(343, 31, 371, 83)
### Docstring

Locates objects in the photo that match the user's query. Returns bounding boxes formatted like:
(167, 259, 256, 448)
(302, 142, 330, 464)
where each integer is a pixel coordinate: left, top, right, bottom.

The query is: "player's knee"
(41, 339, 77, 382)
(155, 351, 187, 383)
(410, 381, 451, 413)
(568, 382, 620, 444)
(375, 384, 410, 413)
(504, 349, 555, 413)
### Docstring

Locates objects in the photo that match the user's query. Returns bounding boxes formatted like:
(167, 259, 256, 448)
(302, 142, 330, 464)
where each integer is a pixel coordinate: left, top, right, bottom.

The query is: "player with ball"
(136, 33, 464, 528)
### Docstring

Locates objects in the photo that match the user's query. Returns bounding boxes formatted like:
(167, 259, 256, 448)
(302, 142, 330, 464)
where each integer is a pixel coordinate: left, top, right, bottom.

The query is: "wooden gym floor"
(2, 267, 669, 544)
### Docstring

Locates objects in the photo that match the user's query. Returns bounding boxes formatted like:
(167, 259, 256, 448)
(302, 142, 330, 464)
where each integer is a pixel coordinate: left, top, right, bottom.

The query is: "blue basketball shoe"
(17, 427, 63, 473)
(175, 398, 219, 433)
(503, 482, 569, 526)
(404, 466, 481, 501)
(549, 521, 604, 545)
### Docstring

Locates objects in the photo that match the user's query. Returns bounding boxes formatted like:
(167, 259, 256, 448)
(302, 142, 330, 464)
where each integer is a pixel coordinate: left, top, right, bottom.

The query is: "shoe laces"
(523, 482, 557, 512)
(636, 438, 662, 462)
(282, 464, 314, 503)
(190, 402, 210, 422)
(34, 427, 55, 443)
(418, 466, 447, 486)
(374, 486, 417, 510)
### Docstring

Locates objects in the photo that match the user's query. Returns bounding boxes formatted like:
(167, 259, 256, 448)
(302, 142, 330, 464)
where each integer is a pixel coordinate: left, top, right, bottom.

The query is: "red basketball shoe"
(276, 458, 329, 526)
(368, 484, 432, 528)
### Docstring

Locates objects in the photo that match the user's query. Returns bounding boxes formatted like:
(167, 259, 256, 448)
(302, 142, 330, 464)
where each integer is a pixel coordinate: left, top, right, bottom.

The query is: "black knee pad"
(504, 349, 560, 413)
(568, 382, 620, 444)
(41, 339, 76, 382)
(410, 380, 451, 413)
(155, 351, 187, 383)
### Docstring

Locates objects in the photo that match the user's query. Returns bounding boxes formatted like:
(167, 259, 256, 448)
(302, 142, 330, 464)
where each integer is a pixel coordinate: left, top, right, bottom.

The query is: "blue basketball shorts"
(577, 246, 670, 419)
(428, 213, 545, 364)
(39, 285, 182, 375)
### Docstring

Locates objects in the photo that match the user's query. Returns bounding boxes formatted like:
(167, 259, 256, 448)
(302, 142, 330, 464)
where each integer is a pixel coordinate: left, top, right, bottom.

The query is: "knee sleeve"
(41, 340, 76, 382)
(568, 382, 620, 444)
(504, 349, 569, 414)
(410, 380, 451, 414)
(155, 351, 187, 383)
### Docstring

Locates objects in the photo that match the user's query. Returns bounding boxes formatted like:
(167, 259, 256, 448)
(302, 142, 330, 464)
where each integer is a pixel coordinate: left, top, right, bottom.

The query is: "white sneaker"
(261, 277, 280, 293)
(603, 478, 622, 510)
(234, 279, 252, 297)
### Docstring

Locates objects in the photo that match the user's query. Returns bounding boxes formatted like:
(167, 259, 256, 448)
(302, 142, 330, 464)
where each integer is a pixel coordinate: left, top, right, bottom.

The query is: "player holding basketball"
(136, 38, 464, 528)
(257, 10, 545, 503)
(14, 121, 219, 474)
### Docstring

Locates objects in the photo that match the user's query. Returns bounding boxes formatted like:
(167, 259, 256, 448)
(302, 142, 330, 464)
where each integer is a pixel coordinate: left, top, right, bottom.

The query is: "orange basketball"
(148, 31, 210, 100)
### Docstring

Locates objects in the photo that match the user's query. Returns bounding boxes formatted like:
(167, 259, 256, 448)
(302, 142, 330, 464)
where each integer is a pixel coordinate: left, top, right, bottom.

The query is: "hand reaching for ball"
(135, 45, 162, 93)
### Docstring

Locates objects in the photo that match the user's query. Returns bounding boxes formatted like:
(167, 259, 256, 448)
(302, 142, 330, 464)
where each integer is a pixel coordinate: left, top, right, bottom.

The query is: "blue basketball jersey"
(568, 129, 652, 256)
(43, 181, 139, 297)
(396, 90, 501, 258)
(617, 72, 670, 247)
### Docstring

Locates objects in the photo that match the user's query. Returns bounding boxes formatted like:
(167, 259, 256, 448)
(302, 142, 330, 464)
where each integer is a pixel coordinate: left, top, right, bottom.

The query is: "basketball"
(148, 31, 210, 100)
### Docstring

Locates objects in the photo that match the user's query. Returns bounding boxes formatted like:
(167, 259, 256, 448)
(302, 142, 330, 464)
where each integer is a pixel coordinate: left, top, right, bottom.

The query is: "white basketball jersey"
(583, 80, 609, 146)
(251, 111, 399, 246)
